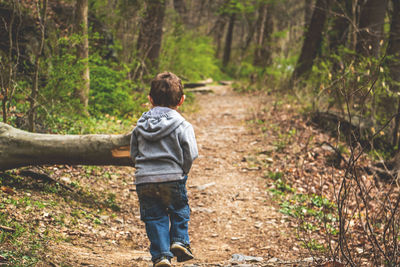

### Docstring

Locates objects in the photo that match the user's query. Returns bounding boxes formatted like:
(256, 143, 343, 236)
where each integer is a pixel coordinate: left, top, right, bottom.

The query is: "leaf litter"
(0, 84, 385, 266)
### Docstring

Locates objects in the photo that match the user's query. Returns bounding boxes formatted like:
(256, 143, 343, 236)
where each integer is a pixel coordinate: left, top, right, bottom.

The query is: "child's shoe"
(170, 242, 194, 262)
(153, 256, 171, 267)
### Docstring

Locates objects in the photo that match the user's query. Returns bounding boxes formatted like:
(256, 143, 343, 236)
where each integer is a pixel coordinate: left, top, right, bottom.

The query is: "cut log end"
(111, 146, 130, 158)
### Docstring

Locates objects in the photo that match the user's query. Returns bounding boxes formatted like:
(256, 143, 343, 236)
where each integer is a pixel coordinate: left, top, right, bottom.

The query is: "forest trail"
(49, 84, 309, 266)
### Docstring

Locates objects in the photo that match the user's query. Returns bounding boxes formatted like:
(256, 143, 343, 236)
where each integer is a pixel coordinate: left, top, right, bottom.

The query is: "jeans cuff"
(171, 237, 190, 245)
(152, 252, 174, 262)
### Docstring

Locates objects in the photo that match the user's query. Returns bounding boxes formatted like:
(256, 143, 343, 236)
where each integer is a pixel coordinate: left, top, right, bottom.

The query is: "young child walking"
(130, 72, 198, 267)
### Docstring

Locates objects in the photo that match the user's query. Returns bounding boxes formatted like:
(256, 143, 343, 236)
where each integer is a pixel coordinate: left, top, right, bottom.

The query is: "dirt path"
(185, 85, 306, 265)
(49, 85, 309, 266)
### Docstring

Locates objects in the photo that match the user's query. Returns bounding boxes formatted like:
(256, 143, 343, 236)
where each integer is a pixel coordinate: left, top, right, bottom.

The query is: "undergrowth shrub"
(89, 54, 147, 118)
(159, 28, 222, 82)
(265, 55, 297, 90)
(301, 47, 396, 155)
(40, 36, 83, 118)
(290, 48, 400, 265)
(29, 35, 148, 134)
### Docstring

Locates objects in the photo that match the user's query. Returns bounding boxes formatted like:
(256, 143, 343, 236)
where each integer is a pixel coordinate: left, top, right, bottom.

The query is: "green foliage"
(47, 114, 138, 134)
(266, 171, 283, 180)
(227, 30, 296, 89)
(220, 0, 256, 15)
(302, 238, 326, 251)
(24, 34, 148, 134)
(274, 178, 295, 193)
(93, 217, 102, 225)
(104, 193, 120, 212)
(0, 200, 42, 266)
(218, 0, 277, 15)
(160, 28, 222, 81)
(273, 128, 296, 152)
(276, 191, 338, 250)
(40, 35, 84, 117)
(277, 191, 337, 229)
(265, 55, 297, 89)
(302, 46, 397, 152)
(268, 173, 295, 196)
(89, 55, 147, 118)
(309, 47, 394, 117)
(263, 169, 338, 251)
(233, 61, 264, 81)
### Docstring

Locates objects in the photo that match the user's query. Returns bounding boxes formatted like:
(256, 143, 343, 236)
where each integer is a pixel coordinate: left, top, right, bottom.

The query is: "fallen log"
(312, 112, 400, 181)
(183, 78, 213, 89)
(311, 111, 392, 150)
(184, 87, 214, 94)
(0, 122, 133, 171)
(183, 82, 207, 88)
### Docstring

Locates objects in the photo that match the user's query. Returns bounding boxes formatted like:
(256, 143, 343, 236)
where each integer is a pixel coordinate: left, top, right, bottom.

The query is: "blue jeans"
(136, 177, 190, 262)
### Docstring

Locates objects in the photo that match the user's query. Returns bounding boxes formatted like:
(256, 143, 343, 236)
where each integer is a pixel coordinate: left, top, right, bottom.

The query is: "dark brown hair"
(149, 72, 183, 107)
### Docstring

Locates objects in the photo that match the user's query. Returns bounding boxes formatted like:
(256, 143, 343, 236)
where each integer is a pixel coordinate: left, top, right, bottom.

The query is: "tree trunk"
(292, 0, 331, 80)
(387, 0, 400, 146)
(304, 0, 314, 26)
(173, 0, 187, 25)
(74, 0, 90, 113)
(2, 6, 14, 124)
(253, 4, 274, 67)
(356, 0, 388, 58)
(241, 11, 257, 56)
(136, 0, 166, 75)
(329, 0, 350, 54)
(348, 0, 360, 51)
(29, 0, 47, 132)
(209, 14, 227, 59)
(222, 13, 235, 68)
(0, 122, 132, 171)
(1, 0, 20, 124)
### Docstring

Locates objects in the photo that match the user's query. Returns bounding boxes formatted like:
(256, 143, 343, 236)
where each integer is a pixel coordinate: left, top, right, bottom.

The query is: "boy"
(130, 72, 198, 267)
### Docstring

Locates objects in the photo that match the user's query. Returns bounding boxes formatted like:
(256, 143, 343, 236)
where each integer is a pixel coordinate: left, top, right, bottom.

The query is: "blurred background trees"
(1, 0, 400, 264)
(0, 0, 399, 152)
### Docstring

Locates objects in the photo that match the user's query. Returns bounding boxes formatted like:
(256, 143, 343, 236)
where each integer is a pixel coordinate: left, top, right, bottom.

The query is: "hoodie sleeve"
(130, 129, 138, 163)
(180, 123, 198, 174)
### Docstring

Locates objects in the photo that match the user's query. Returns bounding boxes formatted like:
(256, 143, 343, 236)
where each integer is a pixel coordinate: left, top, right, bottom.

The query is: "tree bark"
(292, 0, 331, 80)
(173, 0, 187, 25)
(222, 13, 235, 68)
(74, 0, 90, 113)
(253, 4, 274, 67)
(387, 0, 400, 146)
(241, 11, 257, 56)
(0, 122, 132, 171)
(136, 0, 166, 74)
(329, 0, 350, 54)
(29, 0, 47, 132)
(304, 0, 314, 26)
(1, 0, 21, 124)
(356, 0, 388, 58)
(2, 2, 15, 124)
(209, 14, 227, 59)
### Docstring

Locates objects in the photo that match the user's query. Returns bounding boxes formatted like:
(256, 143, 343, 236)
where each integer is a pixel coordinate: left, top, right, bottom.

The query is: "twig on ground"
(0, 224, 16, 233)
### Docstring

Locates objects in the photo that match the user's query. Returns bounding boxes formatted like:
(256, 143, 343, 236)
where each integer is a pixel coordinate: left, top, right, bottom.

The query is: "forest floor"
(1, 83, 361, 266)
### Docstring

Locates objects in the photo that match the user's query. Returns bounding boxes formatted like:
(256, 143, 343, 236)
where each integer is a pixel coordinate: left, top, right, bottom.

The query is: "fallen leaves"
(1, 186, 14, 194)
(0, 255, 8, 263)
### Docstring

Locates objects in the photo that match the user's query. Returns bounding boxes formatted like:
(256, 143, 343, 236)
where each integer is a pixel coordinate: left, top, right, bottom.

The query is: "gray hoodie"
(130, 107, 198, 184)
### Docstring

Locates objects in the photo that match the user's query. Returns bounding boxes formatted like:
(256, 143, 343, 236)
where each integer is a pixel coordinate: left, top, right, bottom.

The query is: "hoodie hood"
(135, 107, 185, 141)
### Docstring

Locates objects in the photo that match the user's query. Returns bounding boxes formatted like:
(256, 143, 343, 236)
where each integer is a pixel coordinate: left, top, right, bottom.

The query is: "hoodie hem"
(135, 174, 185, 185)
